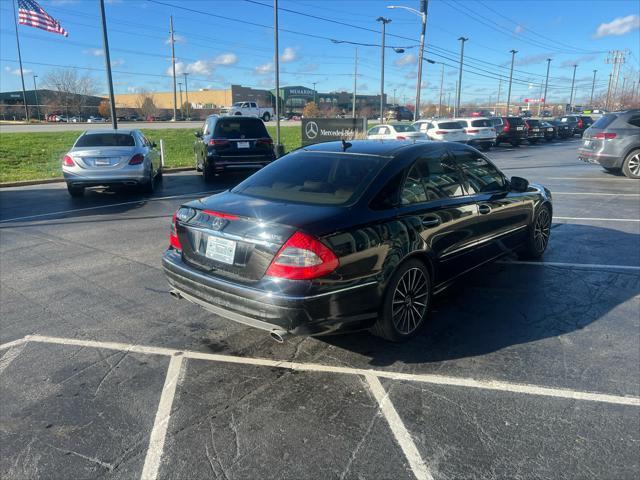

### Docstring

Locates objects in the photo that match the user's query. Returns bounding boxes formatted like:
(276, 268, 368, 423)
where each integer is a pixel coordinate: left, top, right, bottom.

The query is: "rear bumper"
(63, 171, 147, 187)
(162, 249, 380, 336)
(577, 150, 622, 168)
(207, 154, 276, 172)
(467, 138, 495, 146)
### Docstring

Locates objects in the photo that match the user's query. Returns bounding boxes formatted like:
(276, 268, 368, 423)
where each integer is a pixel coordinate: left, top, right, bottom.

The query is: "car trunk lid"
(70, 147, 136, 169)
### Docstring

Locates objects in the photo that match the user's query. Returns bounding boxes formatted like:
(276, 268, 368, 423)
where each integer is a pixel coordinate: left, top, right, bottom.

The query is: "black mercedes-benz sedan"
(163, 140, 552, 342)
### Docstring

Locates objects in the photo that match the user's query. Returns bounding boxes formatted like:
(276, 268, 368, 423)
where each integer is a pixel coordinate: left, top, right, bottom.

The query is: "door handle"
(478, 204, 492, 215)
(422, 216, 441, 227)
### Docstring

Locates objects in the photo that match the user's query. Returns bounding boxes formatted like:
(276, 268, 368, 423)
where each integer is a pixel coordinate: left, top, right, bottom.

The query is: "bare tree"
(42, 68, 98, 116)
(135, 89, 158, 119)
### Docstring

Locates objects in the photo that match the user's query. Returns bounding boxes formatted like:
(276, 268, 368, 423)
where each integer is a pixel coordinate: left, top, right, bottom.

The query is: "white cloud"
(594, 14, 640, 38)
(168, 60, 210, 76)
(4, 66, 32, 76)
(111, 58, 125, 67)
(165, 34, 186, 45)
(394, 54, 416, 67)
(404, 71, 417, 80)
(213, 53, 237, 66)
(560, 54, 597, 68)
(516, 53, 551, 66)
(255, 62, 274, 74)
(514, 24, 525, 34)
(84, 49, 103, 57)
(298, 63, 319, 73)
(281, 47, 298, 63)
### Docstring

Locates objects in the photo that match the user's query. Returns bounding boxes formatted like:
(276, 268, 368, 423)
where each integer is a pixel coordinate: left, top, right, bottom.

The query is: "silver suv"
(578, 110, 640, 178)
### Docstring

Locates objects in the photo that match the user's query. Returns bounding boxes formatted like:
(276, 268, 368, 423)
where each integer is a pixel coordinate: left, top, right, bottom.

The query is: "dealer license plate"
(237, 141, 250, 149)
(205, 235, 236, 264)
(516, 126, 524, 130)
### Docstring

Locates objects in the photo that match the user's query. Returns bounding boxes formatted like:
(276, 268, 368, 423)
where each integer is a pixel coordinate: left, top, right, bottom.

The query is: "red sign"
(524, 98, 544, 103)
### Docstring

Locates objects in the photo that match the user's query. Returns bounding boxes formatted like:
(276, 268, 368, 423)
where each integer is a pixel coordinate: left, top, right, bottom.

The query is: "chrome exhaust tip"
(169, 289, 182, 299)
(269, 329, 290, 343)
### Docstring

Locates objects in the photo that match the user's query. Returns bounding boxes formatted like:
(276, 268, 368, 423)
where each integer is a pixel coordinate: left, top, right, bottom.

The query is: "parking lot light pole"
(178, 82, 183, 119)
(437, 62, 444, 117)
(274, 0, 281, 152)
(569, 64, 577, 111)
(377, 17, 392, 122)
(99, 0, 117, 130)
(33, 75, 40, 121)
(456, 37, 468, 117)
(169, 15, 177, 122)
(183, 72, 190, 119)
(506, 49, 517, 116)
(542, 58, 551, 113)
(590, 69, 597, 106)
(352, 47, 358, 118)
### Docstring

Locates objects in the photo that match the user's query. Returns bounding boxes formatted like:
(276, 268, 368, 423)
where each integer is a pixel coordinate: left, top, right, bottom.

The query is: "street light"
(506, 49, 517, 116)
(456, 37, 468, 117)
(32, 74, 40, 121)
(387, 1, 428, 121)
(178, 81, 183, 119)
(425, 58, 444, 117)
(377, 16, 392, 122)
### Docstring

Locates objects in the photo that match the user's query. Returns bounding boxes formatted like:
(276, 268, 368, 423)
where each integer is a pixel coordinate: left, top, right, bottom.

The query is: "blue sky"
(1, 0, 639, 105)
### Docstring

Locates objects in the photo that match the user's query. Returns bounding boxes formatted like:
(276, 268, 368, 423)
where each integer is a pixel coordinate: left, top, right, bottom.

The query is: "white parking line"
(0, 342, 27, 375)
(549, 177, 637, 182)
(503, 260, 640, 271)
(0, 337, 27, 351)
(140, 355, 184, 480)
(552, 192, 639, 196)
(554, 216, 640, 222)
(0, 190, 223, 224)
(22, 335, 640, 406)
(365, 375, 433, 480)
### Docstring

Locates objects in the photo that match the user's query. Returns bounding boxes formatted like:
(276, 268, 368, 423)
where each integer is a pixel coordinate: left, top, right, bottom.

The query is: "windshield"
(232, 102, 244, 107)
(437, 122, 464, 129)
(74, 133, 135, 147)
(393, 124, 418, 132)
(231, 151, 387, 205)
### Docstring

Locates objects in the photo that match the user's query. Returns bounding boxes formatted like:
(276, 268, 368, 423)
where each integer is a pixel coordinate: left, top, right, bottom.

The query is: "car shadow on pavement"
(321, 224, 640, 368)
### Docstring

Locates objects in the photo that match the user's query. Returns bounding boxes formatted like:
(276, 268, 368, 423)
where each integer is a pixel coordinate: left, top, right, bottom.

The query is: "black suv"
(194, 115, 276, 181)
(385, 106, 414, 121)
(557, 115, 593, 137)
(491, 117, 528, 146)
(525, 119, 545, 144)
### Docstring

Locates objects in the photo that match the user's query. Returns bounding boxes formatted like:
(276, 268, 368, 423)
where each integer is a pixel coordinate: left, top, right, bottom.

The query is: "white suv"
(455, 117, 496, 151)
(413, 120, 467, 142)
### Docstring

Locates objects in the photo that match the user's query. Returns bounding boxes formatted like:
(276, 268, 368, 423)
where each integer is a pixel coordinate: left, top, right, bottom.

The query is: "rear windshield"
(470, 119, 492, 127)
(526, 119, 540, 126)
(591, 114, 617, 129)
(214, 118, 268, 139)
(393, 124, 418, 132)
(490, 118, 502, 126)
(231, 151, 387, 206)
(75, 133, 135, 147)
(437, 121, 463, 129)
(505, 117, 525, 126)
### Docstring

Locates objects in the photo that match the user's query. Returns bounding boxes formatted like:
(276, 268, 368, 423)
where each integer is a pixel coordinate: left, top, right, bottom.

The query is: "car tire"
(481, 144, 491, 152)
(529, 139, 538, 145)
(142, 168, 155, 194)
(371, 258, 431, 342)
(67, 184, 84, 198)
(262, 112, 271, 122)
(195, 152, 202, 172)
(510, 140, 520, 147)
(622, 150, 640, 179)
(545, 137, 553, 143)
(203, 160, 215, 182)
(519, 204, 552, 260)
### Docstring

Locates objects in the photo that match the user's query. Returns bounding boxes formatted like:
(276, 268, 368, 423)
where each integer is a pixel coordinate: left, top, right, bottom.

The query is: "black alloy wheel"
(142, 168, 155, 194)
(622, 150, 640, 179)
(520, 205, 551, 259)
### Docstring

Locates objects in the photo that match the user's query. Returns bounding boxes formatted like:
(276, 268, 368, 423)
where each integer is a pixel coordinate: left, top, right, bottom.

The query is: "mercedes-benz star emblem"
(305, 121, 319, 139)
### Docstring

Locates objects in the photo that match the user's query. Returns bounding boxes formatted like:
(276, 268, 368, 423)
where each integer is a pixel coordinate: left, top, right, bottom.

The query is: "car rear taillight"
(593, 132, 617, 139)
(396, 135, 406, 140)
(466, 129, 479, 134)
(578, 119, 583, 129)
(265, 231, 339, 280)
(129, 153, 144, 165)
(62, 155, 75, 166)
(208, 138, 230, 146)
(201, 209, 238, 220)
(256, 137, 273, 146)
(435, 130, 447, 135)
(503, 119, 510, 132)
(169, 213, 182, 250)
(491, 128, 496, 132)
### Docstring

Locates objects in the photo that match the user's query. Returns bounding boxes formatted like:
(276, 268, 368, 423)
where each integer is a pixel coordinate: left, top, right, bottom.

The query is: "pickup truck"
(220, 102, 273, 122)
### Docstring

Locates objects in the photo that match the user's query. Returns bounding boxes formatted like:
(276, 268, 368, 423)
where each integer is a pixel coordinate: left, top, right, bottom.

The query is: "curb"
(0, 167, 196, 188)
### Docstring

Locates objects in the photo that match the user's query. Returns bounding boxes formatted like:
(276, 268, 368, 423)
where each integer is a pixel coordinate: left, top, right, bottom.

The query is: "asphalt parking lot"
(1, 138, 639, 480)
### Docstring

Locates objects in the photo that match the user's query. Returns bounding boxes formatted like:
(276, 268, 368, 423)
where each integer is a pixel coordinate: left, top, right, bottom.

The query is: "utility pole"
(621, 76, 628, 108)
(312, 81, 317, 103)
(377, 17, 391, 121)
(99, 0, 117, 129)
(447, 91, 452, 116)
(169, 16, 178, 122)
(183, 72, 189, 119)
(32, 75, 40, 121)
(11, 0, 29, 121)
(453, 80, 458, 116)
(274, 0, 281, 152)
(606, 50, 628, 111)
(438, 63, 444, 117)
(352, 47, 358, 118)
(605, 73, 613, 110)
(590, 69, 597, 106)
(542, 58, 551, 114)
(537, 82, 544, 116)
(456, 37, 468, 117)
(495, 78, 502, 116)
(506, 49, 517, 116)
(569, 64, 577, 111)
(178, 82, 183, 119)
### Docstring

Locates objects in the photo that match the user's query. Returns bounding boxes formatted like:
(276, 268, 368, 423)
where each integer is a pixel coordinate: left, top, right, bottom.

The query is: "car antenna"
(341, 139, 352, 151)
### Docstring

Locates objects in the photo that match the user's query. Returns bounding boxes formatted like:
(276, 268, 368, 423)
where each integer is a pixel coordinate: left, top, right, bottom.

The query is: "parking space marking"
(503, 260, 640, 272)
(0, 190, 223, 224)
(552, 192, 639, 196)
(141, 355, 184, 480)
(0, 337, 27, 351)
(554, 216, 640, 222)
(549, 177, 638, 182)
(0, 342, 26, 375)
(22, 335, 640, 407)
(365, 374, 433, 480)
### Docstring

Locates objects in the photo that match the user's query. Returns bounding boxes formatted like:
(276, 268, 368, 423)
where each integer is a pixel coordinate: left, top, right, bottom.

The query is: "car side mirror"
(194, 131, 202, 138)
(510, 176, 529, 192)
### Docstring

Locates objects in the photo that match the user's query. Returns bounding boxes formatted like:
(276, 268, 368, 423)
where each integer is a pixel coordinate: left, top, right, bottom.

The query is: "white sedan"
(413, 120, 467, 142)
(367, 123, 427, 140)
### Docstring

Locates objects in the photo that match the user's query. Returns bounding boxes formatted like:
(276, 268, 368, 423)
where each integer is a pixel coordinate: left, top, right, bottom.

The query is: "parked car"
(367, 123, 426, 141)
(413, 120, 466, 142)
(87, 116, 106, 123)
(490, 117, 528, 146)
(454, 117, 496, 151)
(557, 115, 593, 137)
(163, 140, 552, 342)
(548, 119, 572, 139)
(385, 106, 414, 121)
(62, 129, 162, 197)
(220, 101, 274, 122)
(539, 120, 557, 142)
(578, 110, 640, 178)
(69, 116, 84, 123)
(524, 119, 545, 144)
(194, 115, 276, 181)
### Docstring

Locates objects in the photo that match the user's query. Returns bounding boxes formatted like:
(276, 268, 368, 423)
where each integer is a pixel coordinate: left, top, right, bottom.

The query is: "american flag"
(18, 0, 69, 37)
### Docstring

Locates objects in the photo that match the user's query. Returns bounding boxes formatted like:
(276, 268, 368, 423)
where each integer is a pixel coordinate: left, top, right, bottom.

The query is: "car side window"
(250, 102, 257, 108)
(452, 149, 506, 194)
(422, 154, 467, 199)
(379, 127, 389, 135)
(203, 121, 210, 136)
(401, 162, 428, 205)
(627, 115, 640, 128)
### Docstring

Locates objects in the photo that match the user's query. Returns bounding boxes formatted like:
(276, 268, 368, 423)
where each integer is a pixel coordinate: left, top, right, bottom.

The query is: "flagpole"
(12, 0, 29, 122)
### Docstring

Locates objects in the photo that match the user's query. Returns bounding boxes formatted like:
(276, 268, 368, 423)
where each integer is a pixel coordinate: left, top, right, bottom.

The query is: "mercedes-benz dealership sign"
(301, 118, 367, 146)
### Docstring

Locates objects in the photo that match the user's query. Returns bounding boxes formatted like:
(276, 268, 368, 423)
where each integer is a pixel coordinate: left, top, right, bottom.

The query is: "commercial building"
(274, 85, 386, 116)
(0, 89, 103, 120)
